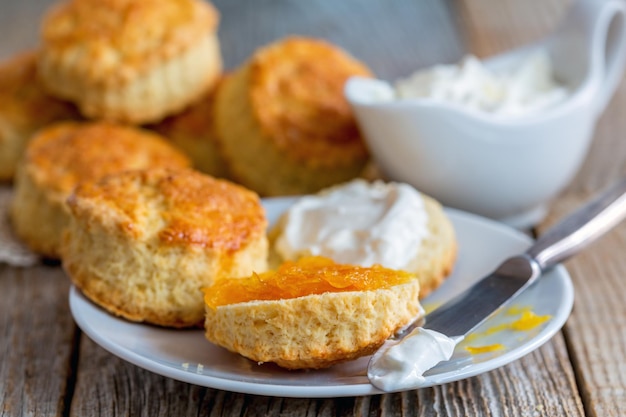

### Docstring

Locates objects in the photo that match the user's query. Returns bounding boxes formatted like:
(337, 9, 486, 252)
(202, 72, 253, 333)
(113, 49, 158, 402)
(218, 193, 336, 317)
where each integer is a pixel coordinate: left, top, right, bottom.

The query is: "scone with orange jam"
(10, 121, 190, 258)
(149, 79, 229, 178)
(270, 180, 457, 298)
(0, 51, 79, 182)
(214, 36, 372, 196)
(63, 168, 268, 328)
(203, 256, 422, 369)
(38, 0, 222, 124)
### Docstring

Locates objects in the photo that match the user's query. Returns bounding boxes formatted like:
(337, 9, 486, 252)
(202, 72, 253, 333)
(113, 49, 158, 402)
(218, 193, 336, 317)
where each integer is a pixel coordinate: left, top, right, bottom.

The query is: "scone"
(38, 0, 222, 124)
(270, 180, 456, 298)
(63, 168, 268, 328)
(214, 36, 372, 196)
(10, 121, 190, 258)
(0, 51, 79, 182)
(203, 256, 422, 369)
(149, 79, 229, 178)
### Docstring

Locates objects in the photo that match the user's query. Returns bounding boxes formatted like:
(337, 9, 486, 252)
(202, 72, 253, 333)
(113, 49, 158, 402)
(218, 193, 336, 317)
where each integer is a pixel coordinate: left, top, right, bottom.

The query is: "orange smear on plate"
(465, 344, 505, 354)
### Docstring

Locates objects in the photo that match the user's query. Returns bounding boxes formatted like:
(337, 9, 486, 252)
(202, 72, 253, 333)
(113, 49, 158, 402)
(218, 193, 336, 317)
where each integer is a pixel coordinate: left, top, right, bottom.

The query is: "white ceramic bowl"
(346, 0, 626, 228)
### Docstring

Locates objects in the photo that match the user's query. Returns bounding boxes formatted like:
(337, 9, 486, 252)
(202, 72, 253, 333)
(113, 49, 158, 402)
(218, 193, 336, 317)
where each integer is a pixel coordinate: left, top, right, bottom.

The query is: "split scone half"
(10, 121, 190, 258)
(203, 256, 422, 370)
(270, 180, 457, 298)
(0, 51, 79, 182)
(63, 168, 269, 328)
(38, 0, 222, 124)
(214, 36, 372, 196)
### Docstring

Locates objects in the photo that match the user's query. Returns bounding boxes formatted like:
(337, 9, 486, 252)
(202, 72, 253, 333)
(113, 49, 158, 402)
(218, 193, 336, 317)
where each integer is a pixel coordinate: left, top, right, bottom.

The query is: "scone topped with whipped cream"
(63, 168, 269, 327)
(204, 256, 422, 369)
(0, 51, 79, 182)
(271, 179, 456, 298)
(38, 0, 222, 124)
(10, 121, 190, 258)
(215, 36, 372, 196)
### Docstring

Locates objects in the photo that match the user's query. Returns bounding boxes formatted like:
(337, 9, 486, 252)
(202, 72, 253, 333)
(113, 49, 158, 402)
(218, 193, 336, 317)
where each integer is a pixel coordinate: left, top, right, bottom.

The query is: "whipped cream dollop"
(274, 179, 429, 269)
(368, 327, 460, 392)
(394, 50, 568, 117)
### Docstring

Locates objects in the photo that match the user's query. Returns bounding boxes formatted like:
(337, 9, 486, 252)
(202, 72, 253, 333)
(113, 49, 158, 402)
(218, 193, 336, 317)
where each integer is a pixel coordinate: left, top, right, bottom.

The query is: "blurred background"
(1, 0, 468, 80)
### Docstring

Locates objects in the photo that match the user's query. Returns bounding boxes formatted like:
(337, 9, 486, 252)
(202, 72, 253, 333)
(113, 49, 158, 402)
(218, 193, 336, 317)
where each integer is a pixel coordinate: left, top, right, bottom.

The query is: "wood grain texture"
(68, 332, 582, 416)
(537, 196, 626, 417)
(0, 265, 76, 417)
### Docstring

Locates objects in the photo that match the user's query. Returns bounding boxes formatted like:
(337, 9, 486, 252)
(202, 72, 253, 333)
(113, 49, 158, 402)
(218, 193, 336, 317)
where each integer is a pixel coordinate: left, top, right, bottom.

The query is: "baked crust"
(149, 78, 229, 177)
(204, 259, 421, 369)
(38, 0, 222, 123)
(248, 37, 371, 164)
(405, 193, 457, 297)
(40, 0, 218, 85)
(10, 121, 190, 258)
(0, 51, 78, 182)
(63, 168, 269, 327)
(215, 37, 372, 196)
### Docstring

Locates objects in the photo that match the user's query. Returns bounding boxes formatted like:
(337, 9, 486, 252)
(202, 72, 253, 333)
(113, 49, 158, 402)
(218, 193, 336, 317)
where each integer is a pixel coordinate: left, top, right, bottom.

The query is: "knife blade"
(368, 177, 626, 391)
(423, 176, 626, 338)
(422, 254, 538, 337)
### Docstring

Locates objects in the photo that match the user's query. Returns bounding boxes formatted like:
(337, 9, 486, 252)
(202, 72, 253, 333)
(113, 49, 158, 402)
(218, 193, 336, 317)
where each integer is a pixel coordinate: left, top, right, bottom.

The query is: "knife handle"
(526, 178, 626, 271)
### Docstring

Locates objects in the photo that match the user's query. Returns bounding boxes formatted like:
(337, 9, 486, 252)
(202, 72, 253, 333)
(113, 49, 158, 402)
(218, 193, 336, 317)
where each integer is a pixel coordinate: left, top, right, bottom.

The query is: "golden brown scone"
(149, 79, 229, 178)
(203, 256, 422, 369)
(38, 0, 222, 124)
(269, 180, 457, 298)
(0, 51, 79, 182)
(214, 36, 372, 196)
(63, 168, 269, 328)
(10, 122, 191, 258)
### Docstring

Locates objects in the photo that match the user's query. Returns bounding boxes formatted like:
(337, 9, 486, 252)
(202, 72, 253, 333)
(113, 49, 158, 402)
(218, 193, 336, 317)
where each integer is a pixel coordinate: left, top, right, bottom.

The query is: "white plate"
(69, 197, 574, 398)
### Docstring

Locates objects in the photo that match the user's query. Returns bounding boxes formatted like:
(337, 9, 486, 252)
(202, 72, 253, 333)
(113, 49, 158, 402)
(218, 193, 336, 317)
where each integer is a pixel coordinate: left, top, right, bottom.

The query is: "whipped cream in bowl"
(394, 51, 569, 118)
(345, 0, 626, 229)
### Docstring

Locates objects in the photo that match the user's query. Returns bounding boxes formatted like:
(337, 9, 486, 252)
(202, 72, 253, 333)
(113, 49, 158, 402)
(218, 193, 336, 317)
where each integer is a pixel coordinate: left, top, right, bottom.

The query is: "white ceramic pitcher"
(345, 0, 626, 228)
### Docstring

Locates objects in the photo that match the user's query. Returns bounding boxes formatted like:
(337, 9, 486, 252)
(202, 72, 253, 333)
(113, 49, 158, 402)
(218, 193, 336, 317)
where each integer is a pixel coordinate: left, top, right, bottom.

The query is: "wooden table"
(2, 0, 626, 415)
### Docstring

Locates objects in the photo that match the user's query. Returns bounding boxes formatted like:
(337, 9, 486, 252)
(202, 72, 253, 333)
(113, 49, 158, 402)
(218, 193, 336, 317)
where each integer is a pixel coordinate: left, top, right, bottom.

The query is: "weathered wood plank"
(537, 194, 626, 417)
(69, 327, 582, 416)
(0, 265, 76, 417)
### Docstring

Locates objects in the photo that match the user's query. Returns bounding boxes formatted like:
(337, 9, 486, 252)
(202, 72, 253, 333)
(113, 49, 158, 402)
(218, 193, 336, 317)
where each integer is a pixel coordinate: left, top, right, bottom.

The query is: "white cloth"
(0, 186, 39, 267)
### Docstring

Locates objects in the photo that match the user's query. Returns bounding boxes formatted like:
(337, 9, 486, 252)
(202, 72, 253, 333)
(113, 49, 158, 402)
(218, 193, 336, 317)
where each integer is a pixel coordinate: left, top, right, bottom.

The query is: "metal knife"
(423, 177, 626, 339)
(368, 177, 626, 391)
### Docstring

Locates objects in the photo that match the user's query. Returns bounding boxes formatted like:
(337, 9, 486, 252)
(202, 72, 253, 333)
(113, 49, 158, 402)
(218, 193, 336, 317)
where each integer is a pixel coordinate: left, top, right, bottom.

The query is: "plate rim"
(69, 204, 574, 397)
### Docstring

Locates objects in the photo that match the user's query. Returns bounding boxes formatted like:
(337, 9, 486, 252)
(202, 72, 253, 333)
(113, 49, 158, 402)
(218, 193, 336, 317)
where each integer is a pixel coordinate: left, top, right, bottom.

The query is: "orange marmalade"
(204, 256, 416, 309)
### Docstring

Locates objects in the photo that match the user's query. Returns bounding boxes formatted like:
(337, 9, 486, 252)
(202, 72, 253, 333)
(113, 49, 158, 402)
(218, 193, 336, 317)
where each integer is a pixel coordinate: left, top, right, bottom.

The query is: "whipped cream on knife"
(368, 327, 460, 392)
(274, 179, 429, 269)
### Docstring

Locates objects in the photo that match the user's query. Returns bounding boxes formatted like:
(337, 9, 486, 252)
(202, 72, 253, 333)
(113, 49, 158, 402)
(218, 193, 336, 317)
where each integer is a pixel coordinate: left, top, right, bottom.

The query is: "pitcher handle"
(552, 0, 626, 116)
